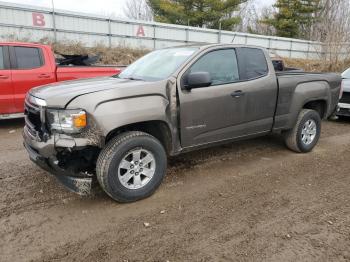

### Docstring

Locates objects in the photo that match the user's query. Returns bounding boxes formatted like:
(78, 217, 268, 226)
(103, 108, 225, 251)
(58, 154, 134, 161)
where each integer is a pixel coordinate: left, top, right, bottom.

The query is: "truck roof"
(0, 42, 49, 48)
(164, 43, 266, 51)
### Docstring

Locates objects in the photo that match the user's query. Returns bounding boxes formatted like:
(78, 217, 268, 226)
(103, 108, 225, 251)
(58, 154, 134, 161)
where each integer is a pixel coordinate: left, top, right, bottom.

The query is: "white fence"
(0, 1, 326, 59)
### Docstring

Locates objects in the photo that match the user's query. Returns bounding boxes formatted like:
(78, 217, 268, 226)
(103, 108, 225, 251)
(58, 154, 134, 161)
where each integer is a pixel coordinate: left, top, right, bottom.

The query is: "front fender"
(66, 79, 181, 153)
(92, 95, 170, 136)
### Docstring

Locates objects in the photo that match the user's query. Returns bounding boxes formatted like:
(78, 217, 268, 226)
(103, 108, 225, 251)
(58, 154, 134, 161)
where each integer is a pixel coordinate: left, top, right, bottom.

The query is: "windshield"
(342, 68, 350, 79)
(117, 47, 198, 81)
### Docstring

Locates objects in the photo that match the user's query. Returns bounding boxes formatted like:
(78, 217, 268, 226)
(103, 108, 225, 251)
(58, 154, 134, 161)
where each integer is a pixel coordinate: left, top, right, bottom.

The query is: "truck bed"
(56, 66, 125, 82)
(276, 71, 341, 90)
(274, 71, 341, 130)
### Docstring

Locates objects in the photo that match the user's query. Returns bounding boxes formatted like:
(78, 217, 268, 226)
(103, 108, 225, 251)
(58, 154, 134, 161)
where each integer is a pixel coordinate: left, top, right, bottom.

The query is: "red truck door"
(9, 46, 55, 112)
(0, 46, 15, 115)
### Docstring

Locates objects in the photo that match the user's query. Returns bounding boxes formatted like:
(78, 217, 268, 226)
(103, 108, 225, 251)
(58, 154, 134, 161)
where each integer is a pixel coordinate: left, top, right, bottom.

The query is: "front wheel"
(284, 109, 321, 153)
(96, 131, 167, 202)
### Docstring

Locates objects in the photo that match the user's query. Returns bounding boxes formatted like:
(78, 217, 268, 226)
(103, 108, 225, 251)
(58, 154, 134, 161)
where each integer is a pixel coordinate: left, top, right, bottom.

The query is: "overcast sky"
(2, 0, 275, 18)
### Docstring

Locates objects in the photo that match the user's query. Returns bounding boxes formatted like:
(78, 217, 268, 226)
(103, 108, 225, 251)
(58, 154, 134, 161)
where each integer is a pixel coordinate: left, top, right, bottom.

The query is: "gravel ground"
(0, 118, 349, 262)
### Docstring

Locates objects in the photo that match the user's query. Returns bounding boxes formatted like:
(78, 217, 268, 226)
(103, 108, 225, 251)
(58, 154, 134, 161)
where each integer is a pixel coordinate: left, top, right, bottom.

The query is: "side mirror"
(184, 72, 212, 90)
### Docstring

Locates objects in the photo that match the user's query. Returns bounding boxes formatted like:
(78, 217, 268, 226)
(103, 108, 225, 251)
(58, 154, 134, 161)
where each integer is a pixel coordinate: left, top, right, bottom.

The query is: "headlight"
(47, 109, 87, 133)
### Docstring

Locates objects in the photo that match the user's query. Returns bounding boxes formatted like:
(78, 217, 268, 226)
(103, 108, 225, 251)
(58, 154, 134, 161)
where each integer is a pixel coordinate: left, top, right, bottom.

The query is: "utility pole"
(51, 0, 57, 42)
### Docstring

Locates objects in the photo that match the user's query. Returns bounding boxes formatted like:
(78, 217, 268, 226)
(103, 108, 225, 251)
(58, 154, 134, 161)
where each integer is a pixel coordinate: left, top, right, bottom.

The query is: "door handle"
(38, 74, 50, 79)
(0, 75, 9, 79)
(231, 90, 244, 98)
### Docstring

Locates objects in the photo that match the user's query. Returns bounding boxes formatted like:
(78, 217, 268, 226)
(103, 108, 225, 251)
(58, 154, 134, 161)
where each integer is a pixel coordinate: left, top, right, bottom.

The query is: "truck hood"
(29, 77, 154, 108)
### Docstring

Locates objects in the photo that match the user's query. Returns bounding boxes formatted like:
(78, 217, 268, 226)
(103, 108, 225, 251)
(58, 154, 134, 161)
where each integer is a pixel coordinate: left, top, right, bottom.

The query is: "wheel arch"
(104, 120, 174, 155)
(303, 99, 328, 119)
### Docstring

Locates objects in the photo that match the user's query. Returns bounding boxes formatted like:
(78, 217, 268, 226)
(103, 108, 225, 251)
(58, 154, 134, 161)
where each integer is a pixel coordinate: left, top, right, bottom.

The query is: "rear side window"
(237, 48, 268, 80)
(189, 49, 239, 86)
(0, 47, 4, 69)
(14, 47, 43, 69)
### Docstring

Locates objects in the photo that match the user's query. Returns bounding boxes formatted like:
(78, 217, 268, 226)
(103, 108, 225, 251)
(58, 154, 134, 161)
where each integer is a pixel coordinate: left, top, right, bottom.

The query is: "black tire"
(284, 109, 321, 153)
(96, 131, 167, 202)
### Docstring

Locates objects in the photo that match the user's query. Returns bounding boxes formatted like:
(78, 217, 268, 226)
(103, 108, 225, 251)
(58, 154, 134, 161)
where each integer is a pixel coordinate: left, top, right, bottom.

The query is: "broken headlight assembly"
(47, 109, 87, 133)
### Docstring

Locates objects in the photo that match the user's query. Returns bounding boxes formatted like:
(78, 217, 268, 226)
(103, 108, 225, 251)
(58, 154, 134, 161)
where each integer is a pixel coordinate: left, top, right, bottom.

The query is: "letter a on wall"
(136, 25, 145, 37)
(32, 13, 46, 27)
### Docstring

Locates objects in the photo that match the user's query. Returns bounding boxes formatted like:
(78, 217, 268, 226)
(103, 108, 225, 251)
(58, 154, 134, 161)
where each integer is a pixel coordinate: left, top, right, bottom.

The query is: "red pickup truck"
(0, 42, 123, 119)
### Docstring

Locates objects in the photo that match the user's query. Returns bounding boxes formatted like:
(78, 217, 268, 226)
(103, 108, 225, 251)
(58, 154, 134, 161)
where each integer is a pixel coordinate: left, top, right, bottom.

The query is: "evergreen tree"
(262, 0, 322, 39)
(147, 0, 247, 30)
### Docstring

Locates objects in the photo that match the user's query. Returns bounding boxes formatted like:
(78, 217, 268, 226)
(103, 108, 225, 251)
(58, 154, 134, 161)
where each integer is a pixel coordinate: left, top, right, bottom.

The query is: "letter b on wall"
(32, 13, 46, 27)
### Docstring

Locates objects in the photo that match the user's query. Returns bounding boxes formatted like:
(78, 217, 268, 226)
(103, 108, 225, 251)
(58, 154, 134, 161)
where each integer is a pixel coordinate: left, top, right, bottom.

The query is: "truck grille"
(24, 95, 46, 141)
(340, 92, 350, 104)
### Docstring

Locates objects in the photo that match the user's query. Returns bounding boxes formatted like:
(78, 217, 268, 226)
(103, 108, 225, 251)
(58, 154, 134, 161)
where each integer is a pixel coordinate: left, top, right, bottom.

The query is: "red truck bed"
(0, 42, 123, 118)
(56, 66, 121, 82)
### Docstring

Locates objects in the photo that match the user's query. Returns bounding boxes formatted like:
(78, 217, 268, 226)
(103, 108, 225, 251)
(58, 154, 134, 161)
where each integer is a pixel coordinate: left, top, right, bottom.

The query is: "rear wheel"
(284, 109, 321, 153)
(96, 131, 167, 202)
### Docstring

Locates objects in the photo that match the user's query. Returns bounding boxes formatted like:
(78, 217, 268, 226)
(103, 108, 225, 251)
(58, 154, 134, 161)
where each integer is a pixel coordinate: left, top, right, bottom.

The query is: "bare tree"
(124, 0, 153, 21)
(236, 1, 275, 36)
(233, 1, 252, 32)
(311, 0, 350, 68)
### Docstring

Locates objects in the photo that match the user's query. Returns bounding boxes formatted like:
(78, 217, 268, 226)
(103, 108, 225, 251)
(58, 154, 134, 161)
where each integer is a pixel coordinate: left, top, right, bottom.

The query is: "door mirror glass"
(185, 71, 212, 89)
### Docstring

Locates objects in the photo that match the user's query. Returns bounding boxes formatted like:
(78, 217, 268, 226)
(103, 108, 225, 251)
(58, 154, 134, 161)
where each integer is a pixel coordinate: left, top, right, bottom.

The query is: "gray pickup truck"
(23, 44, 341, 202)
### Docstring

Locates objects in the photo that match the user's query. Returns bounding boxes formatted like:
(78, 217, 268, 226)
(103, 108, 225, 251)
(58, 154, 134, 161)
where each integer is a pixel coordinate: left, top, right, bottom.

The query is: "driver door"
(177, 47, 277, 148)
(178, 48, 247, 147)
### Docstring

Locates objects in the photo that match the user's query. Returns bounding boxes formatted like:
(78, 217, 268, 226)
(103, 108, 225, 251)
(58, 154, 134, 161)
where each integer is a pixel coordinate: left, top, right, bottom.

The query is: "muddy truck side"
(23, 44, 341, 202)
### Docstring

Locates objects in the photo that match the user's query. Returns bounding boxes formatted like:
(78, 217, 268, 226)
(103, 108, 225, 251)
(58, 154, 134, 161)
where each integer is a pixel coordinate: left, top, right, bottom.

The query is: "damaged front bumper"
(23, 126, 95, 195)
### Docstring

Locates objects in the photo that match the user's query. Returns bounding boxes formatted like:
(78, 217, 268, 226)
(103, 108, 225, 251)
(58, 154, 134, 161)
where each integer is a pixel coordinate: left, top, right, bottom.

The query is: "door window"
(14, 47, 43, 69)
(189, 49, 239, 86)
(0, 47, 4, 69)
(237, 48, 268, 80)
